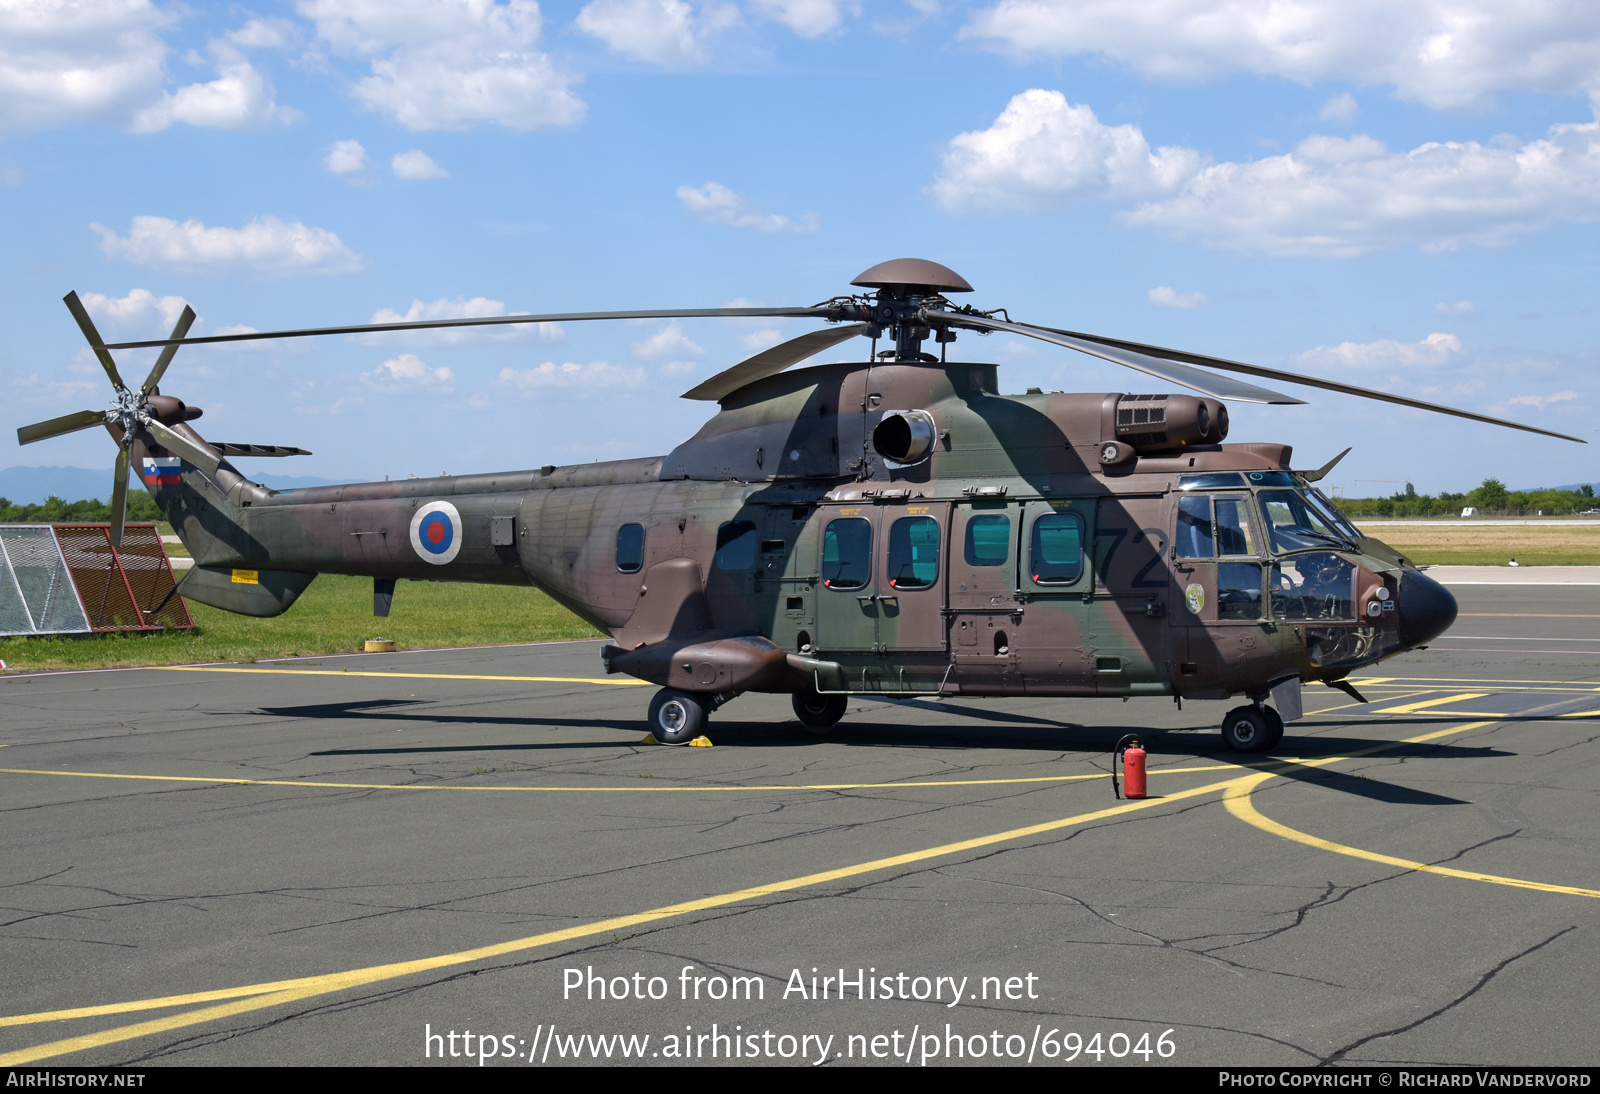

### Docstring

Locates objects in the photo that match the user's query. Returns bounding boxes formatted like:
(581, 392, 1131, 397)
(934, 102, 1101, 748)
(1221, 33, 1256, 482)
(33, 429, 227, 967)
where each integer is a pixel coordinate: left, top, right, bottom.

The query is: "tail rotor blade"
(142, 417, 221, 476)
(141, 305, 197, 396)
(109, 444, 130, 548)
(17, 408, 108, 445)
(63, 291, 127, 390)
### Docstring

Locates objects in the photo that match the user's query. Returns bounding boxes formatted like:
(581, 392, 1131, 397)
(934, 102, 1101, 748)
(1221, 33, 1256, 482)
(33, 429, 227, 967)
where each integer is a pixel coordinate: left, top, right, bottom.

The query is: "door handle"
(856, 595, 876, 603)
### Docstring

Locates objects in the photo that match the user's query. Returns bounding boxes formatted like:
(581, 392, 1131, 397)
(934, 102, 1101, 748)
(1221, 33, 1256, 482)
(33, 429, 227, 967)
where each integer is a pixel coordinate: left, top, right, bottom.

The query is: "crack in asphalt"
(1321, 926, 1578, 1065)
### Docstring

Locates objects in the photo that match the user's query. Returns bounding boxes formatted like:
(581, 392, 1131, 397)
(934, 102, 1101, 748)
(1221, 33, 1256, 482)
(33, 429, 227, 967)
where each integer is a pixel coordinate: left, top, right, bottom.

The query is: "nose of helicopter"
(1397, 569, 1458, 648)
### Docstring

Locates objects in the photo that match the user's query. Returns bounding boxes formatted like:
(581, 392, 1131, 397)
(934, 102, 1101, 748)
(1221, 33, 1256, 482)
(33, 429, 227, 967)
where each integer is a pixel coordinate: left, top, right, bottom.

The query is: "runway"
(1, 584, 1596, 1067)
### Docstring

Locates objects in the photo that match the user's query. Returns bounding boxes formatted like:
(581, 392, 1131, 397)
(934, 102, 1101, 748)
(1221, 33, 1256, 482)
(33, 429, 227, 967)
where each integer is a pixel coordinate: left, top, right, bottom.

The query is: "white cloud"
(739, 328, 784, 351)
(961, 1, 1600, 110)
(1434, 300, 1479, 317)
(576, 0, 716, 67)
(79, 288, 192, 329)
(295, 0, 585, 131)
(1507, 390, 1580, 408)
(1297, 332, 1463, 371)
(1319, 92, 1357, 124)
(1148, 286, 1207, 309)
(226, 18, 299, 50)
(661, 359, 698, 376)
(0, 0, 170, 131)
(631, 320, 703, 358)
(676, 181, 819, 231)
(929, 90, 1202, 213)
(495, 361, 647, 392)
(92, 216, 364, 277)
(325, 139, 370, 174)
(132, 42, 299, 132)
(363, 296, 564, 343)
(750, 0, 855, 37)
(1121, 117, 1600, 257)
(392, 149, 448, 179)
(363, 352, 455, 390)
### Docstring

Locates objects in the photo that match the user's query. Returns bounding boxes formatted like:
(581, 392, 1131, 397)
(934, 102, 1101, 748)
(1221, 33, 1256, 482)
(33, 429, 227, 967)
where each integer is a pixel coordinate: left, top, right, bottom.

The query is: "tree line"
(0, 493, 163, 524)
(1333, 479, 1598, 518)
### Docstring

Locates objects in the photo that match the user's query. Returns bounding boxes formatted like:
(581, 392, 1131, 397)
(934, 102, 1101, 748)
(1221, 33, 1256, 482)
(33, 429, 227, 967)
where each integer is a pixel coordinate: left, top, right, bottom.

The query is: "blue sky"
(3, 0, 1599, 497)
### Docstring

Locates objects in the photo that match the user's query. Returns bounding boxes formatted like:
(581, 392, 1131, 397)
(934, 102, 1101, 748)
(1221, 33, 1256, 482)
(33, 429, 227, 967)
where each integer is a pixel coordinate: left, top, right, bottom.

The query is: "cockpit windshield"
(1299, 486, 1362, 541)
(1257, 490, 1357, 553)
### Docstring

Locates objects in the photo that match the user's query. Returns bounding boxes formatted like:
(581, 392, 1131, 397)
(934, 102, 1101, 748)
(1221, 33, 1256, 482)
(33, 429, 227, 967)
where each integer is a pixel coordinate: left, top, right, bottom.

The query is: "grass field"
(1363, 524, 1600, 566)
(0, 574, 602, 673)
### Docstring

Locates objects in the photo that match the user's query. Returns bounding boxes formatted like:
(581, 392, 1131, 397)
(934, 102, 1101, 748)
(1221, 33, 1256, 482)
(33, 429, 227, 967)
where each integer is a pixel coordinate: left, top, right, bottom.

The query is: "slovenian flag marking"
(142, 457, 181, 486)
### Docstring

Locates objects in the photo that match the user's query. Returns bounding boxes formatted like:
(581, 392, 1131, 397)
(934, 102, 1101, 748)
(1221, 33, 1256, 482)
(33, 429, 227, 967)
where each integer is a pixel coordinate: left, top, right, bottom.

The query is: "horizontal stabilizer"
(212, 443, 313, 458)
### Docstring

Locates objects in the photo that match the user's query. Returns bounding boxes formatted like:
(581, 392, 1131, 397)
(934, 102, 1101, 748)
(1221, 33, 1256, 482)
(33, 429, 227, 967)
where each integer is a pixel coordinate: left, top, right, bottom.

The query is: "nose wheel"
(1220, 704, 1284, 753)
(792, 687, 848, 734)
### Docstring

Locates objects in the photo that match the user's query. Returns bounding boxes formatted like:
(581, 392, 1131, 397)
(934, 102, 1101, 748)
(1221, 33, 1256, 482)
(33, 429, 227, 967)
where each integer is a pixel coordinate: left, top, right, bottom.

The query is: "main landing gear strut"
(1219, 700, 1284, 753)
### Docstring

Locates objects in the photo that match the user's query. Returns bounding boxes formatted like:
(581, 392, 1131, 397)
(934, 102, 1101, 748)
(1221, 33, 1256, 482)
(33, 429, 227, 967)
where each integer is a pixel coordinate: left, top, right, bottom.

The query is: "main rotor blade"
(17, 408, 108, 445)
(682, 323, 868, 402)
(928, 310, 1303, 405)
(140, 304, 197, 396)
(1038, 324, 1586, 444)
(102, 306, 834, 351)
(63, 291, 127, 390)
(141, 417, 221, 476)
(109, 443, 130, 548)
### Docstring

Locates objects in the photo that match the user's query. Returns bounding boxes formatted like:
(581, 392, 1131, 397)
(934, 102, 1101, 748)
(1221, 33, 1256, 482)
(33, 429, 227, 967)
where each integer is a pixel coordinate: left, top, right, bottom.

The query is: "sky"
(3, 0, 1600, 498)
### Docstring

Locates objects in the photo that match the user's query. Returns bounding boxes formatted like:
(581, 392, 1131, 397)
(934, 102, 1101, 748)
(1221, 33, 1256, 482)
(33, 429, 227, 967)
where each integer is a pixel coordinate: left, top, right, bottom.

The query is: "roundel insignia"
(410, 501, 463, 565)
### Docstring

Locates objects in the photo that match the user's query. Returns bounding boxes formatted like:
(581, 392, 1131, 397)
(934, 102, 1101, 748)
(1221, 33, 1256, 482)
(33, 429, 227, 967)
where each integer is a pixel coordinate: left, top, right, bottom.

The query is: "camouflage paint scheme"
(131, 351, 1458, 719)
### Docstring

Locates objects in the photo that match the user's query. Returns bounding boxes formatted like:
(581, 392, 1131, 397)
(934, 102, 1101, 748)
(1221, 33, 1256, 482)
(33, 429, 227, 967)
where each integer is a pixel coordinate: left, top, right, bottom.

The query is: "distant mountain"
(0, 465, 342, 505)
(1544, 482, 1600, 494)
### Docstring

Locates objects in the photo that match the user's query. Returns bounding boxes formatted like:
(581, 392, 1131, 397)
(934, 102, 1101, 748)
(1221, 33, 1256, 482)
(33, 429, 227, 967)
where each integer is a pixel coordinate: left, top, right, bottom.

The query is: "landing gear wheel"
(792, 688, 848, 734)
(648, 688, 708, 745)
(1221, 705, 1276, 753)
(1261, 706, 1285, 750)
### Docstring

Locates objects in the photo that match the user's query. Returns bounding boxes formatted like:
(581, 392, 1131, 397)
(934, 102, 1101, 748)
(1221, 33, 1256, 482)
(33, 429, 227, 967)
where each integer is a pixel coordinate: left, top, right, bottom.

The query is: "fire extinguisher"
(1112, 734, 1146, 800)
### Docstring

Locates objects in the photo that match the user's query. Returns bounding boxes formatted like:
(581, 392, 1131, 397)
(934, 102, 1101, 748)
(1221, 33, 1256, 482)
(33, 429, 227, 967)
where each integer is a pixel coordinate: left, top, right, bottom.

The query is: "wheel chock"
(688, 735, 713, 747)
(640, 734, 659, 745)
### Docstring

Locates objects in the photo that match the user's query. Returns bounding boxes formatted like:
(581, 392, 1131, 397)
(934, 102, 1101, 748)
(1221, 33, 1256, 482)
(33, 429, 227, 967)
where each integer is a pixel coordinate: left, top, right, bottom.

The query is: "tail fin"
(132, 426, 315, 617)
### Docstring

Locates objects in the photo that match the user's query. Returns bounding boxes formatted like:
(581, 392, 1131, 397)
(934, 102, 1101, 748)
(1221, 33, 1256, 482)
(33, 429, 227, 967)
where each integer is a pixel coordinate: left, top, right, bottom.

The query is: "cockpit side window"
(1175, 495, 1215, 559)
(1214, 497, 1256, 556)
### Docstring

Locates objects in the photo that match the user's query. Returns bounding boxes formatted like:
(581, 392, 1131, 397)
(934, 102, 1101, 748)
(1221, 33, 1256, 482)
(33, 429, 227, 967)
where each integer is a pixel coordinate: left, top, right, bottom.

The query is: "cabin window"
(714, 520, 759, 571)
(822, 518, 872, 590)
(1029, 513, 1084, 586)
(964, 515, 1010, 567)
(1175, 495, 1215, 559)
(887, 516, 940, 589)
(616, 523, 645, 573)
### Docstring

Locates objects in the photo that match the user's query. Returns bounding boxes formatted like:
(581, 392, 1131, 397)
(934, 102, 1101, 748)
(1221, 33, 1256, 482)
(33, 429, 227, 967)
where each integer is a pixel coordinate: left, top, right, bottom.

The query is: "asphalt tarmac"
(2, 584, 1596, 1068)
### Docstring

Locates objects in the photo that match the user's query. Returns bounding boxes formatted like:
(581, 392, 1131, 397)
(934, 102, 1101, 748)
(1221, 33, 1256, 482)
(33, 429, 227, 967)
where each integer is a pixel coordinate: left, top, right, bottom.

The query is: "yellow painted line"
(0, 764, 1244, 795)
(0, 770, 1260, 1061)
(1369, 693, 1489, 715)
(1226, 788, 1600, 898)
(1226, 718, 1600, 899)
(2, 718, 1573, 1064)
(147, 666, 649, 686)
(1357, 676, 1600, 688)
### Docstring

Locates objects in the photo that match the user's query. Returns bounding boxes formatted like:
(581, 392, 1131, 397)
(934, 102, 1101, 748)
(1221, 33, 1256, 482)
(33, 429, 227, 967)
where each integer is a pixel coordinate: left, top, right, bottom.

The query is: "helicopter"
(17, 258, 1583, 752)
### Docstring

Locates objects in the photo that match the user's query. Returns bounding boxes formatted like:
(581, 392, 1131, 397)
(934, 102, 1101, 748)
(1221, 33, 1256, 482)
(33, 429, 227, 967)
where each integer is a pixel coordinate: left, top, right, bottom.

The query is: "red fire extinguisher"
(1112, 735, 1146, 800)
